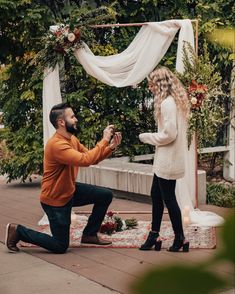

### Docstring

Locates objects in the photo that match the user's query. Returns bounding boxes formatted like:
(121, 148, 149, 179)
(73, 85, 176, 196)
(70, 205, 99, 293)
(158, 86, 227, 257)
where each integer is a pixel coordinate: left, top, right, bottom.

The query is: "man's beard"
(65, 121, 77, 134)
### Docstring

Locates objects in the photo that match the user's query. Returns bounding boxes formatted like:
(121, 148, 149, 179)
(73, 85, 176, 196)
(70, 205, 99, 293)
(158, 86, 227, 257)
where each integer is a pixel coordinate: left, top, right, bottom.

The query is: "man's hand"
(109, 132, 122, 151)
(103, 125, 115, 142)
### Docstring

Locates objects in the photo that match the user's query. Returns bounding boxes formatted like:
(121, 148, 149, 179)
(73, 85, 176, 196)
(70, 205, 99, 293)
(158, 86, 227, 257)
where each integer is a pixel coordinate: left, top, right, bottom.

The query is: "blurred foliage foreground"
(131, 212, 235, 294)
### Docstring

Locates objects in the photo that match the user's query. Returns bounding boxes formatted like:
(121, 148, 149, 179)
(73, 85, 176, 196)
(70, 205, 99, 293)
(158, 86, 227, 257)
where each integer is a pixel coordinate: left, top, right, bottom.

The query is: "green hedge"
(206, 182, 235, 208)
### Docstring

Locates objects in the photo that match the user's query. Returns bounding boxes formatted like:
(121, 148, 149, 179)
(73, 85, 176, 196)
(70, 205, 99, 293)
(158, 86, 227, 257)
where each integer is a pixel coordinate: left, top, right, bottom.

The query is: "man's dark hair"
(49, 102, 71, 129)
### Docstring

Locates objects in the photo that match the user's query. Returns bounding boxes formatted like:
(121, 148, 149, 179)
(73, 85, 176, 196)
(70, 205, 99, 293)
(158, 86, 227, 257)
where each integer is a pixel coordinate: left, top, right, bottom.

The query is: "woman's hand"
(139, 133, 149, 143)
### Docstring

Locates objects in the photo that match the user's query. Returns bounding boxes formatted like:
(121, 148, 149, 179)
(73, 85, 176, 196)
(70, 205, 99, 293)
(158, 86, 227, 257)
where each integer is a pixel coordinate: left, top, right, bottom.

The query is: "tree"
(0, 0, 54, 181)
(0, 0, 234, 181)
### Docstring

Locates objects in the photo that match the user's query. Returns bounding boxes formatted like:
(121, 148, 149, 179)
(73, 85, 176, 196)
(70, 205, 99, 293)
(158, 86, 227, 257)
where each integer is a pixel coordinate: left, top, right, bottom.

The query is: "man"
(5, 102, 122, 253)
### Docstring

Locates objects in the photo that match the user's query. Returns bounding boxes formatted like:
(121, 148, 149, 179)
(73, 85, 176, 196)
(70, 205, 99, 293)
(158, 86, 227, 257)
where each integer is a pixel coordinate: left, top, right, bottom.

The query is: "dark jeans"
(17, 182, 113, 254)
(151, 174, 184, 237)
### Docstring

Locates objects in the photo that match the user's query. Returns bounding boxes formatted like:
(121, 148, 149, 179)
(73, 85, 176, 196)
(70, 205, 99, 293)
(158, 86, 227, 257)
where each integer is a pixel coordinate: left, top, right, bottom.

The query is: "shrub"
(206, 182, 235, 208)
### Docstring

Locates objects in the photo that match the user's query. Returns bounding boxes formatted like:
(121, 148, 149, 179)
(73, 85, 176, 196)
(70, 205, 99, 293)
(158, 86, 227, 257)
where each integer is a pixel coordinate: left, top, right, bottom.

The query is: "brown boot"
(81, 234, 112, 245)
(5, 223, 20, 252)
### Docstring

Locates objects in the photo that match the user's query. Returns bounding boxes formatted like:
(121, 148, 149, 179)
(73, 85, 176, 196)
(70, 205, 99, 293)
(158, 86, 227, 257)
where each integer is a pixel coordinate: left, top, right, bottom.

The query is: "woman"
(139, 67, 190, 252)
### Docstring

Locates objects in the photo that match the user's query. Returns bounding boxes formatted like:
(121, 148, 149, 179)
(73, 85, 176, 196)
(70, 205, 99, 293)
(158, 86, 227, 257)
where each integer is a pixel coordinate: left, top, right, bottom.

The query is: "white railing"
(132, 142, 234, 182)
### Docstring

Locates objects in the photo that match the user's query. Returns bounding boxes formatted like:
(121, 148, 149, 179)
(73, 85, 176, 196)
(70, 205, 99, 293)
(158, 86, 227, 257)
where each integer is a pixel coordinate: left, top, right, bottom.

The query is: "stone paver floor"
(0, 177, 234, 294)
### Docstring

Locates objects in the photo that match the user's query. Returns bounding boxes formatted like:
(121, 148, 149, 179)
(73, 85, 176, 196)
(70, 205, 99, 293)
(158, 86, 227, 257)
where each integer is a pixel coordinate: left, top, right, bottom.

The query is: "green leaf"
(20, 90, 35, 101)
(132, 265, 227, 294)
(216, 213, 235, 264)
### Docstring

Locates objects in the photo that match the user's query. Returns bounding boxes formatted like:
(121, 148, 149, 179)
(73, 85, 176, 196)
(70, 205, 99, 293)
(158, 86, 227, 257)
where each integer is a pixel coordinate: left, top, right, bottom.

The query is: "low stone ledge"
(77, 158, 207, 204)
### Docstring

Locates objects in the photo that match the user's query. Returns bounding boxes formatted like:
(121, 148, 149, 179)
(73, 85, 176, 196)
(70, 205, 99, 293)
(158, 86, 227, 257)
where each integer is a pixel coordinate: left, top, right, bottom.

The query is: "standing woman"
(139, 67, 190, 252)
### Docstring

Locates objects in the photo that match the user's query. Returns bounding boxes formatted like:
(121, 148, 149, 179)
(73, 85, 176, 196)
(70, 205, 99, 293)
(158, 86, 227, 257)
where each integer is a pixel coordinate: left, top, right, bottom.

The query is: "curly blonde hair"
(148, 67, 190, 122)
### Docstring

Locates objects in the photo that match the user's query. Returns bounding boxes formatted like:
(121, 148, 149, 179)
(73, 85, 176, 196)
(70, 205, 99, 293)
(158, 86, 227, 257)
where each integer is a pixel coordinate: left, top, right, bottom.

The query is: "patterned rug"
(20, 220, 216, 249)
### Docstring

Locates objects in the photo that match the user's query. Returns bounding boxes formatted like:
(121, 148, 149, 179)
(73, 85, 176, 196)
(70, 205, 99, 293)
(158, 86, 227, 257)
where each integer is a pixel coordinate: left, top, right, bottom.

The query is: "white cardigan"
(139, 96, 187, 180)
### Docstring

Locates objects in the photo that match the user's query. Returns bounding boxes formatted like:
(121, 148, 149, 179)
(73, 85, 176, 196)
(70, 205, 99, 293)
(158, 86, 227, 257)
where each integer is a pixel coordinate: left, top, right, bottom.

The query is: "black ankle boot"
(168, 234, 189, 252)
(139, 231, 162, 251)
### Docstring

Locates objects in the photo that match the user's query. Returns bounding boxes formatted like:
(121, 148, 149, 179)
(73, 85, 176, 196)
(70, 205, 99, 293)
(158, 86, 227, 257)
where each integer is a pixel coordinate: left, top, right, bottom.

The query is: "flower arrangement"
(188, 80, 208, 110)
(51, 25, 82, 55)
(178, 42, 227, 149)
(33, 6, 116, 71)
(100, 211, 138, 235)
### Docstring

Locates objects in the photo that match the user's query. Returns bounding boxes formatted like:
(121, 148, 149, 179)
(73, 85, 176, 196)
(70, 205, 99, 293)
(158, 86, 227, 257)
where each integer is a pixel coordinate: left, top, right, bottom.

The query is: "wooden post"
(194, 19, 199, 56)
(194, 19, 199, 208)
(223, 60, 235, 181)
(195, 134, 199, 208)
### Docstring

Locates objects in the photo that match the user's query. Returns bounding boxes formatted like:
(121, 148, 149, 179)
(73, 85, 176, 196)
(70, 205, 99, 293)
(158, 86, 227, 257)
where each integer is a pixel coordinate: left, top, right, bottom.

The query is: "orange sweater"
(40, 132, 112, 206)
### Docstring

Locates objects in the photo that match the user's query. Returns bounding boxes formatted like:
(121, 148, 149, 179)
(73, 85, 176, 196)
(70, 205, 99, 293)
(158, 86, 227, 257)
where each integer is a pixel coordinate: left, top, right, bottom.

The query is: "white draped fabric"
(42, 65, 62, 148)
(74, 19, 193, 87)
(41, 19, 224, 227)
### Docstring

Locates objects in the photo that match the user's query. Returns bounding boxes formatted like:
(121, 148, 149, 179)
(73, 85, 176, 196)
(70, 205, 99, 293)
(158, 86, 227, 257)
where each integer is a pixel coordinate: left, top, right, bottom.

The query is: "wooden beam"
(91, 19, 199, 28)
(91, 19, 199, 67)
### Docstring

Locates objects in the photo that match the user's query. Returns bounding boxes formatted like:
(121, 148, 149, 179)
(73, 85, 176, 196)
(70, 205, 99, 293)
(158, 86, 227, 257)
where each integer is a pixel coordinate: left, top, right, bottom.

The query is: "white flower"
(191, 97, 197, 105)
(67, 33, 76, 42)
(121, 220, 127, 230)
(132, 84, 139, 89)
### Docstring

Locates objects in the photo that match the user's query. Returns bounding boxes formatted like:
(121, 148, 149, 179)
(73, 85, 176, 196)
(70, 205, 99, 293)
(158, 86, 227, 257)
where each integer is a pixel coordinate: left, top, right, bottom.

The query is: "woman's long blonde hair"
(148, 67, 190, 122)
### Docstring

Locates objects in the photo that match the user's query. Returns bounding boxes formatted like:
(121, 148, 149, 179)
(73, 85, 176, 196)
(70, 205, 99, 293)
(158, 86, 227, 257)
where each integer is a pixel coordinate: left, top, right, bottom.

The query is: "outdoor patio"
(0, 176, 233, 294)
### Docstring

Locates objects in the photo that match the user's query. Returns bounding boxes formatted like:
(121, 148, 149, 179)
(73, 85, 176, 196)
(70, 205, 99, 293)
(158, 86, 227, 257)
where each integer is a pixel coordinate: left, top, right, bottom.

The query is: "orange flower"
(189, 80, 198, 92)
(189, 80, 208, 93)
(197, 83, 208, 93)
(54, 30, 62, 38)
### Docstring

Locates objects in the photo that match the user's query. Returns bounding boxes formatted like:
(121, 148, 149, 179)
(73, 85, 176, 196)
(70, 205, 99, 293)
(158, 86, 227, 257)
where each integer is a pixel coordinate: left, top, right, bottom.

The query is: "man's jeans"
(17, 182, 113, 253)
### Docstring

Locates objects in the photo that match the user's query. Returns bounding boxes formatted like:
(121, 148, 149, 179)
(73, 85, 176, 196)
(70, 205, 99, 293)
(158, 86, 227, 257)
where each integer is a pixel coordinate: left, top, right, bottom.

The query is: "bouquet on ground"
(100, 211, 138, 235)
